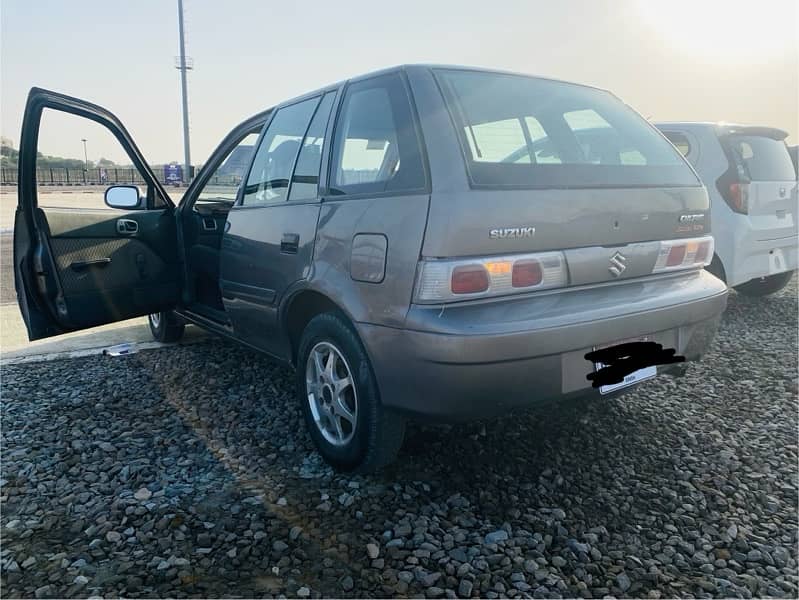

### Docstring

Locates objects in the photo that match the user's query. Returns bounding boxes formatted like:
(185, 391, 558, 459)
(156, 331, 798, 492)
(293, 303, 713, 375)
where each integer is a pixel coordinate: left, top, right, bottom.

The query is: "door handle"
(116, 219, 138, 235)
(280, 233, 300, 254)
(71, 258, 111, 271)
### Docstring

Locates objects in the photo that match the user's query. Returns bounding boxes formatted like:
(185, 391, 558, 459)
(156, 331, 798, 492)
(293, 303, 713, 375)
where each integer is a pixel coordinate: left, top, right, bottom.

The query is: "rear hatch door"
(719, 127, 798, 240)
(424, 69, 707, 287)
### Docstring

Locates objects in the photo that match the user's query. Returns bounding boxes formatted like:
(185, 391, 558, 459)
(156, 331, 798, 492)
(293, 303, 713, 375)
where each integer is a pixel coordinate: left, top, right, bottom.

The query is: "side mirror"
(104, 185, 142, 209)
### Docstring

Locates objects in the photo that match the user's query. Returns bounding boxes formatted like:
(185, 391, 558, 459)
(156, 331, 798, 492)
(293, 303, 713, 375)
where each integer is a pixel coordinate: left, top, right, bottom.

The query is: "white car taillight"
(652, 236, 714, 273)
(415, 251, 568, 302)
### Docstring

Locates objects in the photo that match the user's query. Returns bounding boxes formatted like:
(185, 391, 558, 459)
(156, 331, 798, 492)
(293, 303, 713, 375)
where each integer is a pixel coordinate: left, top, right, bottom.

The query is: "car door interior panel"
(15, 88, 181, 340)
(36, 207, 178, 329)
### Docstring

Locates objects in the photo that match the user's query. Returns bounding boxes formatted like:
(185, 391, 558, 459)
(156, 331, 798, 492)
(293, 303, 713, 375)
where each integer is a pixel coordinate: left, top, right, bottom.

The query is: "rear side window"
(436, 69, 698, 188)
(329, 73, 426, 196)
(722, 135, 795, 182)
(288, 92, 336, 201)
(242, 97, 319, 205)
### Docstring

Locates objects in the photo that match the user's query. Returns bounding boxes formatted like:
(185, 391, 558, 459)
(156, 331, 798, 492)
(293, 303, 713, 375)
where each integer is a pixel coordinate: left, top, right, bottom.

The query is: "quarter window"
(330, 73, 426, 196)
(242, 98, 319, 205)
(288, 92, 335, 202)
(663, 132, 691, 157)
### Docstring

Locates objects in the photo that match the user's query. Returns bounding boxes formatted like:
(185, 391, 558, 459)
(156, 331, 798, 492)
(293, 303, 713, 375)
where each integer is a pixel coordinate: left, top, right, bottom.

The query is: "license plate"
(594, 363, 656, 394)
(592, 335, 658, 394)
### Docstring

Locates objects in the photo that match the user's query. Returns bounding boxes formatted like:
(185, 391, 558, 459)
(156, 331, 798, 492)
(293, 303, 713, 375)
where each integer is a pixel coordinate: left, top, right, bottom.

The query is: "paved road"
(1, 232, 14, 305)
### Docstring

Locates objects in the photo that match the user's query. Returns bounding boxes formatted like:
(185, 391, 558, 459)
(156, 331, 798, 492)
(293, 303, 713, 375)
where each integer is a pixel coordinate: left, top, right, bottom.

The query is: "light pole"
(81, 138, 88, 170)
(176, 0, 192, 184)
(81, 138, 88, 184)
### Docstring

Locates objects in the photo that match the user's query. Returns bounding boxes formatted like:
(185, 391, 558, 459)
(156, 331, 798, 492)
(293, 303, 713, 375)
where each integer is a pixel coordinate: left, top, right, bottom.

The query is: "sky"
(2, 0, 797, 166)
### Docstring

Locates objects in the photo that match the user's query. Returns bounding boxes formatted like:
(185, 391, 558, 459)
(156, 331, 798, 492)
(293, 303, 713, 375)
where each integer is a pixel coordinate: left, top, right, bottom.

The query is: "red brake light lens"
(512, 260, 543, 287)
(451, 265, 489, 294)
(727, 182, 749, 214)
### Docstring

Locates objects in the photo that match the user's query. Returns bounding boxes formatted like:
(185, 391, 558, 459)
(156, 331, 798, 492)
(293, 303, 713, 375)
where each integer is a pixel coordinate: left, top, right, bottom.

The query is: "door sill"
(182, 304, 231, 327)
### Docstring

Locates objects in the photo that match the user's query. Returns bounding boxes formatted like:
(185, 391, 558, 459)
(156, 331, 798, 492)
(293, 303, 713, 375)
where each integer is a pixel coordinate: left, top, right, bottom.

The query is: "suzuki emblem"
(608, 251, 627, 277)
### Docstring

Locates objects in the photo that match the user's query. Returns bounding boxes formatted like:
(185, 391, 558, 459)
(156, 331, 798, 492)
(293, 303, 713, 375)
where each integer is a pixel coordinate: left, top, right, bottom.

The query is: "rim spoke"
(334, 394, 355, 425)
(333, 375, 352, 395)
(312, 350, 325, 380)
(333, 415, 345, 440)
(324, 350, 336, 380)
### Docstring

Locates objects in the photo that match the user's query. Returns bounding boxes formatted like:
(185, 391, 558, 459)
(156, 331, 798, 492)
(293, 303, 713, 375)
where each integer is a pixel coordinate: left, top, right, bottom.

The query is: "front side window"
(196, 132, 259, 204)
(33, 108, 166, 209)
(242, 97, 319, 205)
(437, 69, 698, 188)
(329, 73, 426, 196)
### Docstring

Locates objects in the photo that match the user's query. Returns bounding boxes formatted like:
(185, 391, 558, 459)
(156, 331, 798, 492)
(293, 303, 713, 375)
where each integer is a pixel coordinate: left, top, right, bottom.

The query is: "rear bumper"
(725, 231, 797, 287)
(357, 270, 727, 420)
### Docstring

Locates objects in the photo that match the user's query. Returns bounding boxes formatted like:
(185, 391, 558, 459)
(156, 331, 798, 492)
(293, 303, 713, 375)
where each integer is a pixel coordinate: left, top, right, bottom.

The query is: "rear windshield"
(435, 69, 699, 188)
(721, 134, 796, 182)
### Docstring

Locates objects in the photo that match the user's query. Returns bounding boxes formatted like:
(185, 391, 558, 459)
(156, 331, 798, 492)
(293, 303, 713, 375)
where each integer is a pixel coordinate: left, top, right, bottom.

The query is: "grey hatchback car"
(15, 65, 728, 471)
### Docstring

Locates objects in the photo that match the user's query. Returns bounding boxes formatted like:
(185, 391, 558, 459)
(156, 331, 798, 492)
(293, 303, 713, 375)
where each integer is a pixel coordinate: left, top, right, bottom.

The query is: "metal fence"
(1, 167, 178, 186)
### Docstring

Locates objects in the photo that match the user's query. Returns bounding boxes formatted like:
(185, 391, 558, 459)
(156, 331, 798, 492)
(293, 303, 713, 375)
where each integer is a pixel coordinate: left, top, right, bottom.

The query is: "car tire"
(296, 312, 405, 472)
(733, 270, 794, 297)
(148, 311, 185, 343)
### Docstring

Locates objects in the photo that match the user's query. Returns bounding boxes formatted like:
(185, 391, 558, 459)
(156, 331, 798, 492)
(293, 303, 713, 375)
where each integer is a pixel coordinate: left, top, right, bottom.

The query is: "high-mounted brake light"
(415, 251, 567, 302)
(653, 236, 714, 273)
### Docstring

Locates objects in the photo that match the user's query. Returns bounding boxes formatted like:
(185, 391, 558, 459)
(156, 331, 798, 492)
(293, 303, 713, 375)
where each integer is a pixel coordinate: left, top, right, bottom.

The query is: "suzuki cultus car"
(15, 66, 728, 471)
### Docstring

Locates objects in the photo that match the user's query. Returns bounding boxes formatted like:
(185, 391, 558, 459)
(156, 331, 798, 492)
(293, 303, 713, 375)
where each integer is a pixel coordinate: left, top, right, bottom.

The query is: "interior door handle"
(116, 219, 138, 235)
(281, 233, 300, 254)
(71, 258, 111, 271)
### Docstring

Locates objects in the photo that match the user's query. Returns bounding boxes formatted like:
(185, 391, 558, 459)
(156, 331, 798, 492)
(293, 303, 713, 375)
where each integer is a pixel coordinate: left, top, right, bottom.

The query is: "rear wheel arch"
(706, 253, 727, 283)
(284, 290, 351, 365)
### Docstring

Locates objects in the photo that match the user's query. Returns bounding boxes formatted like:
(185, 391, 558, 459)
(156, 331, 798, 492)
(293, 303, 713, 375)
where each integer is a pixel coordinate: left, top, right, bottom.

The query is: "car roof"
(656, 121, 789, 140)
(275, 64, 611, 110)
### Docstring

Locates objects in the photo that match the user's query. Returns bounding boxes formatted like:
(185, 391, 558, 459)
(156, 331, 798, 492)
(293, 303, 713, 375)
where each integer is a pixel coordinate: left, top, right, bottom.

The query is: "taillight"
(653, 236, 714, 273)
(665, 245, 686, 267)
(722, 181, 749, 214)
(512, 260, 543, 287)
(415, 252, 567, 302)
(451, 265, 489, 294)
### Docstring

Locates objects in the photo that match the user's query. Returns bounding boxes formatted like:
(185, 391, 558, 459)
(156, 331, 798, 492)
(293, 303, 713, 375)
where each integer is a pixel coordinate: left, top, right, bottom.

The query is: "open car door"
(14, 88, 180, 340)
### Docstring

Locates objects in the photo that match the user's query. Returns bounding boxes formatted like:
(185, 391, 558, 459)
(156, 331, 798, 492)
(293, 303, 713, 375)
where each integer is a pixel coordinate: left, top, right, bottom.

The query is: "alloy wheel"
(305, 341, 358, 446)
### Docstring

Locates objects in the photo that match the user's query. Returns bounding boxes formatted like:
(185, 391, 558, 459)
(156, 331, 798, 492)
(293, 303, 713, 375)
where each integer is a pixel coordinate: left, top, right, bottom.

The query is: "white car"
(656, 123, 797, 296)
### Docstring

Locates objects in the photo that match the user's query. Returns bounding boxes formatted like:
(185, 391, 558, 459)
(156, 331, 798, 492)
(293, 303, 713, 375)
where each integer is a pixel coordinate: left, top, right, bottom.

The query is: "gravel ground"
(2, 280, 797, 599)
